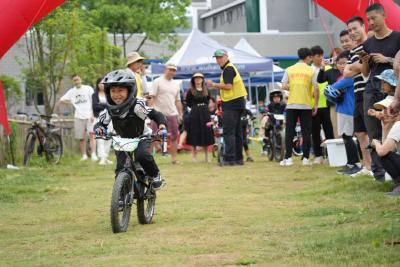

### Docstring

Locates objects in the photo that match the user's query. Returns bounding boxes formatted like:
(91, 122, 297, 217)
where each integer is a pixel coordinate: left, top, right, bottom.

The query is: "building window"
(308, 0, 319, 20)
(226, 10, 233, 24)
(212, 16, 217, 28)
(220, 13, 225, 25)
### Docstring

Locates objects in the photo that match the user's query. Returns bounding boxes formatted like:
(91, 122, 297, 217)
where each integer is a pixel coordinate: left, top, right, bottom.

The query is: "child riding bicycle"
(260, 90, 286, 152)
(94, 69, 167, 190)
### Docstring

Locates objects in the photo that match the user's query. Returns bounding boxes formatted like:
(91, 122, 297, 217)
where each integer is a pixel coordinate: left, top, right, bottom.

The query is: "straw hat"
(192, 72, 204, 79)
(373, 95, 394, 110)
(126, 52, 145, 67)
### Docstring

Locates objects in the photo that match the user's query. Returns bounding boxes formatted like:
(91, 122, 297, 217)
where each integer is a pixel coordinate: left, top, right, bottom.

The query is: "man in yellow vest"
(281, 47, 319, 166)
(206, 49, 248, 166)
(126, 51, 144, 97)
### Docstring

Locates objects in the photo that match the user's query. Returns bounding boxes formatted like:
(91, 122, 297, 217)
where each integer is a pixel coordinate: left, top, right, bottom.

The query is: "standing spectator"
(140, 63, 149, 96)
(328, 47, 343, 138)
(311, 45, 334, 164)
(206, 49, 248, 166)
(92, 78, 113, 165)
(328, 52, 362, 175)
(126, 51, 145, 97)
(59, 74, 97, 161)
(150, 63, 183, 164)
(343, 16, 373, 176)
(186, 73, 214, 162)
(339, 30, 354, 52)
(280, 48, 319, 166)
(359, 3, 400, 181)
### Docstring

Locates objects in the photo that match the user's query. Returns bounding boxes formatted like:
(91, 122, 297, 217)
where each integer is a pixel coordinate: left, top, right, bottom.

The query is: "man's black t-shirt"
(363, 31, 400, 79)
(220, 61, 246, 110)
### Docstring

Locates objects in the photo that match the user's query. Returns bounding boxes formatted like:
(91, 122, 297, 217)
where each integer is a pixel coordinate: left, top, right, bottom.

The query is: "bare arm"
(360, 54, 370, 78)
(206, 80, 232, 90)
(344, 62, 363, 78)
(373, 138, 396, 157)
(175, 100, 183, 117)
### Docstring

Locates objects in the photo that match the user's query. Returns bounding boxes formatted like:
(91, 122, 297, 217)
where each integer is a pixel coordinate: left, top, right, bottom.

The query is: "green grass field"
(1, 147, 400, 267)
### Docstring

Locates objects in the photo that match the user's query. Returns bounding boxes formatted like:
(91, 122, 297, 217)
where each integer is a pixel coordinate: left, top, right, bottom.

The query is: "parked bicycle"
(292, 118, 303, 157)
(96, 131, 167, 233)
(263, 112, 285, 162)
(209, 115, 225, 165)
(19, 112, 63, 166)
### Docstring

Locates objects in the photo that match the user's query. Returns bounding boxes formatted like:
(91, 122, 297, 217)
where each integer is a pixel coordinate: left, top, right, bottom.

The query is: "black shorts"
(353, 99, 367, 133)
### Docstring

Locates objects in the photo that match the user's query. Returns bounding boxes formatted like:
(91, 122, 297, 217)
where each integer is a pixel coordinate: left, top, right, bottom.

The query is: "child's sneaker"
(150, 173, 165, 191)
(280, 157, 293, 166)
(80, 154, 88, 161)
(302, 158, 312, 166)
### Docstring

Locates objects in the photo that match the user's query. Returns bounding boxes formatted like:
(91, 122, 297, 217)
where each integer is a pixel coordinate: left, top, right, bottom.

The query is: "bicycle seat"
(40, 114, 53, 120)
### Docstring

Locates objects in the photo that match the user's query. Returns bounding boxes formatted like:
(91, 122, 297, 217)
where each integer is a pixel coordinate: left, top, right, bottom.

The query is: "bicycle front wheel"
(110, 172, 133, 233)
(23, 132, 36, 166)
(137, 182, 156, 224)
(45, 133, 63, 165)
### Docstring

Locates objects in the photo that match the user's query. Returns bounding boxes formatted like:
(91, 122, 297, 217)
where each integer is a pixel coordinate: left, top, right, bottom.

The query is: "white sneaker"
(385, 172, 393, 181)
(91, 154, 98, 161)
(80, 154, 88, 161)
(302, 158, 312, 166)
(106, 159, 113, 165)
(313, 156, 323, 164)
(99, 158, 107, 165)
(350, 167, 373, 177)
(280, 157, 293, 166)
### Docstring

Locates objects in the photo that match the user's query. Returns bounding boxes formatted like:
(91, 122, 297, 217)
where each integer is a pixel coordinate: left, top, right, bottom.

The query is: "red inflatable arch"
(314, 0, 400, 31)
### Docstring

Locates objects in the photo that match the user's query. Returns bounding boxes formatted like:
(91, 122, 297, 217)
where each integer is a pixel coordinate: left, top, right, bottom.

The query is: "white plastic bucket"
(323, 138, 357, 167)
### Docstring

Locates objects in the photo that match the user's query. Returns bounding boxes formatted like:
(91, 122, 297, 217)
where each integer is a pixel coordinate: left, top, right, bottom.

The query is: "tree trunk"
(136, 35, 148, 52)
(122, 31, 126, 58)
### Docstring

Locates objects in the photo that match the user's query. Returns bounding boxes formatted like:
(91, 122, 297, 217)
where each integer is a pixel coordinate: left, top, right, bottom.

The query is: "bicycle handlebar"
(95, 131, 167, 142)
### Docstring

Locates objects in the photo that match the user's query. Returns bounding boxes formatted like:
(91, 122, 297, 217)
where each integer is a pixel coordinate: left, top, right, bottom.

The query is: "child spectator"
(326, 52, 362, 175)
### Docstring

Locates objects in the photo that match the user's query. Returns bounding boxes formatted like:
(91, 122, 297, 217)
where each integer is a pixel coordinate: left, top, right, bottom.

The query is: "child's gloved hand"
(94, 126, 107, 136)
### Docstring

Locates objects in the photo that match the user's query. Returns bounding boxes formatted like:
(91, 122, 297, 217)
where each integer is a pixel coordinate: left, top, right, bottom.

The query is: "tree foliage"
(23, 2, 122, 115)
(82, 0, 190, 56)
(0, 75, 22, 101)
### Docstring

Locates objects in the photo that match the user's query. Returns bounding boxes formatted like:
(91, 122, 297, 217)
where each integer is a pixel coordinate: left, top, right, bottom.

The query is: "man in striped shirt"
(344, 16, 372, 177)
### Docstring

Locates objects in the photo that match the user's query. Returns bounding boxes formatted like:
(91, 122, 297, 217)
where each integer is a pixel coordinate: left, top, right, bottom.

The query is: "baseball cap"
(213, 49, 227, 57)
(375, 69, 397, 87)
(165, 63, 177, 70)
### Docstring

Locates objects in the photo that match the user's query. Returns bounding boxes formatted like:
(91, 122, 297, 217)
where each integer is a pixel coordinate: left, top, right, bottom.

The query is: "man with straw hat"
(126, 51, 145, 97)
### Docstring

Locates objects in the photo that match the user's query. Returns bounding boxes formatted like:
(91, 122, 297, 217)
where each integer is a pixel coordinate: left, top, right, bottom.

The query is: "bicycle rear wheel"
(137, 182, 156, 224)
(110, 172, 133, 233)
(292, 136, 303, 156)
(23, 132, 36, 166)
(45, 133, 63, 164)
(267, 131, 274, 161)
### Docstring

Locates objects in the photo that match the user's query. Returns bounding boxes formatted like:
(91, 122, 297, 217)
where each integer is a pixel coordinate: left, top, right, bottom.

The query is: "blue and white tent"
(150, 29, 273, 75)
